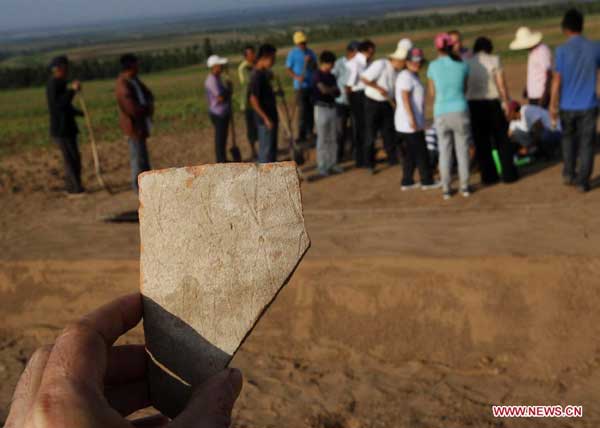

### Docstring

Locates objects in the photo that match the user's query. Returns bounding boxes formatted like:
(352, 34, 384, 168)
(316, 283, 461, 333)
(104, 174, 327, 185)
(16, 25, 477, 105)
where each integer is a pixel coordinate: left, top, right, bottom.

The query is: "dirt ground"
(2, 66, 600, 426)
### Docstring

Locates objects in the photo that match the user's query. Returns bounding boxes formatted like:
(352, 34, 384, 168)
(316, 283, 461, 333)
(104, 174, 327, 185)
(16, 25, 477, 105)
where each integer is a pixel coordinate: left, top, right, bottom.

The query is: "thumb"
(171, 368, 243, 428)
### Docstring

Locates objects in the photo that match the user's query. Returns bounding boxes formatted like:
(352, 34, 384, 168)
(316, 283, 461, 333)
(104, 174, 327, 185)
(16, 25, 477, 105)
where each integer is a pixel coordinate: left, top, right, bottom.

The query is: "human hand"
(4, 293, 243, 428)
(264, 118, 274, 130)
(294, 75, 304, 83)
(71, 80, 82, 92)
(377, 87, 388, 97)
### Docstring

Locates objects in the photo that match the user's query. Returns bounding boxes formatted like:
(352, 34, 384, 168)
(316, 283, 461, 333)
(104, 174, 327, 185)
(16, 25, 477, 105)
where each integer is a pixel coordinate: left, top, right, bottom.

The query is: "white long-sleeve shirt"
(362, 59, 398, 102)
(345, 52, 368, 92)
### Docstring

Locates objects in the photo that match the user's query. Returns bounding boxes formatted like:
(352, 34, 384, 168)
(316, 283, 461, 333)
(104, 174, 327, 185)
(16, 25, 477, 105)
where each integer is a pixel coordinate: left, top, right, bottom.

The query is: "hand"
(294, 75, 304, 83)
(377, 87, 388, 97)
(4, 294, 243, 428)
(304, 55, 311, 64)
(71, 80, 82, 92)
(264, 118, 274, 130)
(550, 107, 559, 129)
(409, 119, 418, 132)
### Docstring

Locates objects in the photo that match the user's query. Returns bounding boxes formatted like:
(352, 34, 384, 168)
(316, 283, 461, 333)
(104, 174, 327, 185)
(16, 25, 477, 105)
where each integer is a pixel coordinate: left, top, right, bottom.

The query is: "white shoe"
(461, 187, 471, 198)
(443, 191, 452, 200)
(401, 183, 421, 191)
(421, 181, 442, 190)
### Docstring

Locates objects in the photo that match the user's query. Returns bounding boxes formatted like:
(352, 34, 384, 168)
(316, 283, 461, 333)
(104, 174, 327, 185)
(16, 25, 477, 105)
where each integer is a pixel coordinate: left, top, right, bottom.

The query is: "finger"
(131, 414, 170, 427)
(40, 293, 143, 390)
(4, 346, 52, 428)
(171, 368, 243, 428)
(105, 345, 147, 386)
(106, 380, 150, 416)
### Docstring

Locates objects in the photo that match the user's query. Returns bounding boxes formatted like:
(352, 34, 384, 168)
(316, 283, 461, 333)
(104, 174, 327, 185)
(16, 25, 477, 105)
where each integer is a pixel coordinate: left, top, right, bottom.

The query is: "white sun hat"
(207, 55, 228, 68)
(389, 38, 413, 60)
(510, 27, 543, 50)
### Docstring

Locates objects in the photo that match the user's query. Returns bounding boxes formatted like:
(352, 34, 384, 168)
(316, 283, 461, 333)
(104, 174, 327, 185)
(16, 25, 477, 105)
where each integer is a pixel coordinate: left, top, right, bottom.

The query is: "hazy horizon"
(3, 0, 495, 32)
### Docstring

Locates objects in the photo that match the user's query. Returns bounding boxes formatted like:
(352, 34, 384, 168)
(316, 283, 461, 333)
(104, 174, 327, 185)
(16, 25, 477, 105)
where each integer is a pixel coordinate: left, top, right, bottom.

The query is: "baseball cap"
(207, 55, 228, 68)
(347, 40, 360, 51)
(49, 55, 69, 70)
(407, 47, 425, 63)
(293, 31, 308, 45)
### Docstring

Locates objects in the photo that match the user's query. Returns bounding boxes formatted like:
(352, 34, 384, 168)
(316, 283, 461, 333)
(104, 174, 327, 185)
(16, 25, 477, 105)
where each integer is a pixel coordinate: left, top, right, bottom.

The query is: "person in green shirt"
(238, 46, 258, 160)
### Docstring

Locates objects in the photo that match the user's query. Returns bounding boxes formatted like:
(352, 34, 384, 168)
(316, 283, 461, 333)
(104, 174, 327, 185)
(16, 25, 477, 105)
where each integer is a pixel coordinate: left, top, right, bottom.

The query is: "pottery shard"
(139, 162, 310, 417)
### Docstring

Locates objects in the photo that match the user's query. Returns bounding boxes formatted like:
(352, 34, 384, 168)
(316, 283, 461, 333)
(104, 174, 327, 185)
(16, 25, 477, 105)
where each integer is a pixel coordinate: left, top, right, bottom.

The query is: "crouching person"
(508, 101, 561, 159)
(313, 51, 343, 176)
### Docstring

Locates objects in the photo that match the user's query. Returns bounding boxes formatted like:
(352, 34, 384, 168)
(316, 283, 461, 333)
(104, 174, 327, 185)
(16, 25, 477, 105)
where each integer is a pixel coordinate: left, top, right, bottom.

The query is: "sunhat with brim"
(389, 46, 409, 61)
(510, 27, 543, 50)
(207, 55, 228, 68)
(293, 31, 308, 45)
(397, 38, 413, 52)
(434, 33, 455, 50)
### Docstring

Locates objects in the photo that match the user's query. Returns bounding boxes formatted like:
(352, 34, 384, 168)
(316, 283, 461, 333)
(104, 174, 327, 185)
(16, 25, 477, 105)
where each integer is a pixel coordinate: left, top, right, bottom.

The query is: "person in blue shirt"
(550, 8, 600, 192)
(286, 31, 318, 143)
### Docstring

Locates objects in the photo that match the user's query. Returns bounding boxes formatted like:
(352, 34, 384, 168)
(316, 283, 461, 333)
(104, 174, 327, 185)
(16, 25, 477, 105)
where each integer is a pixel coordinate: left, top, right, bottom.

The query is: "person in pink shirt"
(510, 27, 552, 108)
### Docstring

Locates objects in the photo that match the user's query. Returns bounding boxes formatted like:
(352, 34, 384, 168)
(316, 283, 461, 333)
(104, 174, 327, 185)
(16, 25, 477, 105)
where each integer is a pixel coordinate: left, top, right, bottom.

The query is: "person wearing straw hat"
(510, 27, 552, 108)
(286, 31, 318, 144)
(116, 53, 154, 194)
(360, 38, 412, 173)
(46, 55, 85, 197)
(205, 54, 232, 164)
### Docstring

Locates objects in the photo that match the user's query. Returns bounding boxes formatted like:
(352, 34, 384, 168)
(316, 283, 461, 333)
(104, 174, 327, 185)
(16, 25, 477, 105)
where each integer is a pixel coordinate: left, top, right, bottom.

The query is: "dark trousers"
(364, 97, 398, 168)
(210, 113, 231, 164)
(295, 88, 314, 142)
(54, 136, 83, 193)
(398, 131, 434, 186)
(128, 137, 151, 194)
(257, 122, 279, 163)
(560, 108, 598, 186)
(244, 108, 258, 146)
(336, 103, 352, 162)
(468, 100, 518, 184)
(348, 91, 366, 167)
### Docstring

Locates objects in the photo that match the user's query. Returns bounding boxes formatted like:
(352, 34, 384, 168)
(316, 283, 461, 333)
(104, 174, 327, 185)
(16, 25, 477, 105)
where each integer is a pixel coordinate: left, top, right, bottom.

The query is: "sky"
(1, 0, 363, 31)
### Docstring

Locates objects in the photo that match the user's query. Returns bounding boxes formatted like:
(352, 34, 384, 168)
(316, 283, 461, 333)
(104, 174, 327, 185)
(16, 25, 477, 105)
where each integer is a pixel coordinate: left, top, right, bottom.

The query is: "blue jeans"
(128, 138, 151, 193)
(257, 123, 278, 163)
(560, 108, 597, 186)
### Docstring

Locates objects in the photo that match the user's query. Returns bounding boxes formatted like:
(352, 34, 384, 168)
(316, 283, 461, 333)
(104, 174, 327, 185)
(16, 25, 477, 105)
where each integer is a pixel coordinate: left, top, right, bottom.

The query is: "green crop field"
(1, 14, 599, 158)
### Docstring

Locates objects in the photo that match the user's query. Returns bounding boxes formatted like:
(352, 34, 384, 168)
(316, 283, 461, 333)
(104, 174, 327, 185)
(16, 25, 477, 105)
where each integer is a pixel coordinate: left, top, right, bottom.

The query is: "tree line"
(1, 1, 599, 90)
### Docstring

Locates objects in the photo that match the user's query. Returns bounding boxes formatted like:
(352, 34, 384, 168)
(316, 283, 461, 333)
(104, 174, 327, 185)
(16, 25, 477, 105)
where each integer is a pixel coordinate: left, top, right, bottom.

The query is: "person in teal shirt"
(427, 33, 472, 200)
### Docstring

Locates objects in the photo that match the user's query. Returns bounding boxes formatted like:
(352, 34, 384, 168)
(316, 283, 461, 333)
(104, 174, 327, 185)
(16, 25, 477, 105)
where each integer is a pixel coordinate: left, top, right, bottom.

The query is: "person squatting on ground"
(550, 8, 600, 193)
(345, 40, 376, 168)
(508, 100, 561, 159)
(332, 41, 359, 163)
(46, 56, 85, 197)
(250, 44, 280, 164)
(361, 38, 413, 173)
(116, 54, 154, 194)
(238, 46, 259, 160)
(286, 31, 318, 144)
(395, 47, 440, 191)
(3, 293, 243, 428)
(427, 33, 472, 200)
(466, 36, 519, 185)
(510, 26, 553, 108)
(205, 55, 232, 164)
(312, 51, 343, 177)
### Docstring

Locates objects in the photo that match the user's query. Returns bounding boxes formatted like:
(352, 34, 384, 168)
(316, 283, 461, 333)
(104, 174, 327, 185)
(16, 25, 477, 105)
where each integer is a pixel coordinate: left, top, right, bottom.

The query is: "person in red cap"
(427, 33, 472, 200)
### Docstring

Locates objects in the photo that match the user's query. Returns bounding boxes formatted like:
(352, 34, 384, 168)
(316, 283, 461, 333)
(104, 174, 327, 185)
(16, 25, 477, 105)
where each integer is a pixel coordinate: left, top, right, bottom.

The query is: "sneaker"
(460, 187, 471, 198)
(563, 176, 576, 186)
(421, 181, 442, 190)
(401, 183, 420, 191)
(368, 167, 376, 176)
(578, 183, 591, 193)
(443, 191, 452, 200)
(65, 191, 86, 199)
(330, 165, 344, 174)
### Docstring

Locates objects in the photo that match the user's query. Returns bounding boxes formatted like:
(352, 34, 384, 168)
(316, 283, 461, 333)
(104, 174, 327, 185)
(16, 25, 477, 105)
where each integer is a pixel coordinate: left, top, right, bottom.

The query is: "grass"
(1, 14, 599, 157)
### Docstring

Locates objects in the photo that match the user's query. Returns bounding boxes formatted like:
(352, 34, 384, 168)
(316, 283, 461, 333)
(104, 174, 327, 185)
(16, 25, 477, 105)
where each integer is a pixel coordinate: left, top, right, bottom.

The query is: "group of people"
(47, 8, 599, 199)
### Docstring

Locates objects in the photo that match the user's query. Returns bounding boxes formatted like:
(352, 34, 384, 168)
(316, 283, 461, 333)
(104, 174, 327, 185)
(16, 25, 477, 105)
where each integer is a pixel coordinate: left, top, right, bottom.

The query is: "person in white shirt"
(395, 47, 440, 190)
(332, 41, 359, 162)
(360, 38, 412, 173)
(508, 101, 561, 158)
(345, 40, 376, 168)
